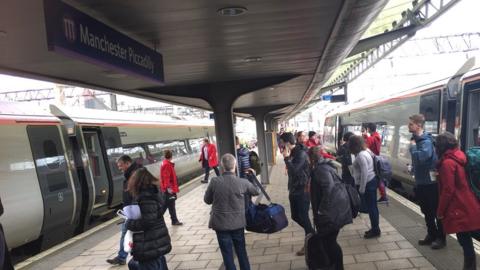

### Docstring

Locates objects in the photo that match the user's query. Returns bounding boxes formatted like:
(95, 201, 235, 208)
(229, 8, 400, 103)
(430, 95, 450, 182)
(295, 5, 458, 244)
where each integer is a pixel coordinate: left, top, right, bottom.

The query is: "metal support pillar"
(253, 113, 269, 184)
(210, 100, 236, 160)
(235, 105, 291, 184)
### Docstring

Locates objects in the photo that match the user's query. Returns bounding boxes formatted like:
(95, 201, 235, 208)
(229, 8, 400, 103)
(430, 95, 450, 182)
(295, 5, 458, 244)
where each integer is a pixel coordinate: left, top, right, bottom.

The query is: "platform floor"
(16, 159, 479, 270)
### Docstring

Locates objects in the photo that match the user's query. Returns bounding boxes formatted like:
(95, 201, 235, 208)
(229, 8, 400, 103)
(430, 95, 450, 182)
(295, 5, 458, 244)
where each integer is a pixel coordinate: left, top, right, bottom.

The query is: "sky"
(1, 0, 479, 126)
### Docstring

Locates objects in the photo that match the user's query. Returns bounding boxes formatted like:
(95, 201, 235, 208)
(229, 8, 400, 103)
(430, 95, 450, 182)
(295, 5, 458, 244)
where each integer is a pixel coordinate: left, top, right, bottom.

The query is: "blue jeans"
(457, 231, 480, 258)
(289, 192, 315, 235)
(364, 178, 380, 232)
(216, 229, 250, 270)
(118, 222, 128, 261)
(128, 256, 168, 270)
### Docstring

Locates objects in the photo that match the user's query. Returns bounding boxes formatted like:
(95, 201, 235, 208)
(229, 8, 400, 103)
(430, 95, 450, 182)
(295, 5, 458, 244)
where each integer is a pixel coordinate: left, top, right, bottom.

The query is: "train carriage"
(0, 102, 215, 252)
(324, 65, 480, 192)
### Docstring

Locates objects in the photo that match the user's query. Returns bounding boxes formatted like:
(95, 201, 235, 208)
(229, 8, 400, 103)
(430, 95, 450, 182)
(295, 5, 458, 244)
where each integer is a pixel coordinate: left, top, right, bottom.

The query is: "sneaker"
(106, 257, 126, 265)
(364, 230, 381, 239)
(296, 246, 305, 256)
(377, 197, 389, 203)
(431, 238, 446, 250)
(418, 235, 435, 246)
(172, 221, 184, 226)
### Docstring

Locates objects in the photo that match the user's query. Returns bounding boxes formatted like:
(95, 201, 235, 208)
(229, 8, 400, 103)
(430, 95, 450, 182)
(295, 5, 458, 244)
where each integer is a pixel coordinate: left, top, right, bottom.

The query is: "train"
(0, 102, 215, 252)
(323, 63, 480, 193)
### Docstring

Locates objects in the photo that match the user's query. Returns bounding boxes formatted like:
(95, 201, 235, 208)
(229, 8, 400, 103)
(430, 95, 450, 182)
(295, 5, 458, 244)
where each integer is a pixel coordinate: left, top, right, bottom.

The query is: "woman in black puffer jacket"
(308, 146, 352, 270)
(126, 168, 172, 270)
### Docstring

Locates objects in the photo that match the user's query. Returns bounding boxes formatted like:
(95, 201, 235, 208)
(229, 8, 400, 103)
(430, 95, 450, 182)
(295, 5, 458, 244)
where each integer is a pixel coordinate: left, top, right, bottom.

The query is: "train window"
(398, 125, 411, 160)
(43, 140, 61, 170)
(466, 89, 480, 147)
(380, 125, 395, 156)
(146, 140, 189, 162)
(420, 91, 441, 134)
(323, 117, 336, 146)
(123, 145, 149, 165)
(189, 138, 203, 154)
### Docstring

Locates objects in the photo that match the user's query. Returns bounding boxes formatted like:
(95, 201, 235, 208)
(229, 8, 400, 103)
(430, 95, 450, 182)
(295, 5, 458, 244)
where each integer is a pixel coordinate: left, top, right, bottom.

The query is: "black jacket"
(126, 185, 171, 262)
(284, 143, 310, 194)
(337, 144, 354, 186)
(310, 160, 352, 235)
(123, 162, 142, 206)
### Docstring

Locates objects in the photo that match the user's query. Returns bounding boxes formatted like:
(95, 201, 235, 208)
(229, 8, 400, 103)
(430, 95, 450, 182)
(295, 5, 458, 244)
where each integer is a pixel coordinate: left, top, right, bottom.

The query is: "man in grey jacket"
(204, 153, 259, 270)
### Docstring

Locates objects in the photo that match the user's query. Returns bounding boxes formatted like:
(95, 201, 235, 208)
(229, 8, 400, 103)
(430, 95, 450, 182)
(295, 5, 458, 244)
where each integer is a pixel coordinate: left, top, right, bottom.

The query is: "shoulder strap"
(249, 174, 272, 203)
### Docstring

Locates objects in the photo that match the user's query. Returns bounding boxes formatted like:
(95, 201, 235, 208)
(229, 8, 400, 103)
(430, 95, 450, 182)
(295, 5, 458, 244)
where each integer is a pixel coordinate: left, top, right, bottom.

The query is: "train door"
(100, 127, 124, 207)
(27, 125, 76, 248)
(82, 129, 110, 211)
(461, 81, 480, 149)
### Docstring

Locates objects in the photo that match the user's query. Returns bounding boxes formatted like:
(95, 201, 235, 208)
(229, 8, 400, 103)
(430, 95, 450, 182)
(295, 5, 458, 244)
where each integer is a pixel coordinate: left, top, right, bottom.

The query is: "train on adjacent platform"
(323, 65, 480, 194)
(0, 103, 215, 253)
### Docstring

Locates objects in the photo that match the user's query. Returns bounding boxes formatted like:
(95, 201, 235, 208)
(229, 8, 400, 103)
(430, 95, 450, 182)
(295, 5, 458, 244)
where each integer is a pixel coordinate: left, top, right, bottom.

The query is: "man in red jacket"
(161, 150, 183, 226)
(363, 123, 387, 202)
(199, 138, 220, 183)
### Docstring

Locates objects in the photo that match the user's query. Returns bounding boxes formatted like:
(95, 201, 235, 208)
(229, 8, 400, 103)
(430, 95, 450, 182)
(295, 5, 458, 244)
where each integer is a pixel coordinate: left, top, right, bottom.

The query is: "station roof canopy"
(0, 0, 388, 119)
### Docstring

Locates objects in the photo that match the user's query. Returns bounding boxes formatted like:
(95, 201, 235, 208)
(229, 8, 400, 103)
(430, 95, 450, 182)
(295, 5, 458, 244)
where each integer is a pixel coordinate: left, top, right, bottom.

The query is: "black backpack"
(313, 167, 353, 236)
(331, 171, 361, 219)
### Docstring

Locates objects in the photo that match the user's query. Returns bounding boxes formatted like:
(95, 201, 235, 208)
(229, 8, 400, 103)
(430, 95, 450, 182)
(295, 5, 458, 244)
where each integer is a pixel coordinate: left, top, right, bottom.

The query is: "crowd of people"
(102, 118, 480, 270)
(2, 112, 480, 270)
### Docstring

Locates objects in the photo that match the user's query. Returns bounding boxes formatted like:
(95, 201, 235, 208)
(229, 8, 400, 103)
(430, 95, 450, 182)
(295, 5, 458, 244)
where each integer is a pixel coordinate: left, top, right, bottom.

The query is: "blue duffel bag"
(246, 174, 288, 234)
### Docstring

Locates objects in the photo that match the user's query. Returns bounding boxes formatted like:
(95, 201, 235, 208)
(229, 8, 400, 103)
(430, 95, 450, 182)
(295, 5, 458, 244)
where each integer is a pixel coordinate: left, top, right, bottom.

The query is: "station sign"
(43, 0, 164, 84)
(322, 94, 346, 103)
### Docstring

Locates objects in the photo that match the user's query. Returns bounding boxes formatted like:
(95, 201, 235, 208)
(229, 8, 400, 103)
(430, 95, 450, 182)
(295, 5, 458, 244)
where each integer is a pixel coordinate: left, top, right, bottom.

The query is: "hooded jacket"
(437, 148, 480, 234)
(284, 143, 310, 194)
(160, 159, 179, 194)
(365, 132, 381, 155)
(409, 132, 437, 186)
(126, 185, 171, 262)
(310, 159, 352, 234)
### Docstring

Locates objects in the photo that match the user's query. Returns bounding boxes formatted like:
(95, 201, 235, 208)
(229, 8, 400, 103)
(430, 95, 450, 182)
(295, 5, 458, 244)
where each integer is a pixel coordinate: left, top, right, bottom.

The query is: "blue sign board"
(43, 0, 164, 84)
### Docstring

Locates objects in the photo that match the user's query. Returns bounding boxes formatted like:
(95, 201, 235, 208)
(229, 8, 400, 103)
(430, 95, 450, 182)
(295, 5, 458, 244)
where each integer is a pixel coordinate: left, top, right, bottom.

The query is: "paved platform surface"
(18, 159, 478, 270)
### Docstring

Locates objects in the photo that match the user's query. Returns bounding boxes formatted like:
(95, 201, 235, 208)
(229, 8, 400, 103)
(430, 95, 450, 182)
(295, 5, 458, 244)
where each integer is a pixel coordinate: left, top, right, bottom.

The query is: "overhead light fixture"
(243, 56, 262, 63)
(217, 6, 248, 16)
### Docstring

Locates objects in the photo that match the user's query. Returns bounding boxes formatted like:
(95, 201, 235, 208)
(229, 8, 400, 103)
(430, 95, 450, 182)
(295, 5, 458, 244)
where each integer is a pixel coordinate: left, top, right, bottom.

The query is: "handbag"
(123, 230, 134, 253)
(245, 174, 288, 234)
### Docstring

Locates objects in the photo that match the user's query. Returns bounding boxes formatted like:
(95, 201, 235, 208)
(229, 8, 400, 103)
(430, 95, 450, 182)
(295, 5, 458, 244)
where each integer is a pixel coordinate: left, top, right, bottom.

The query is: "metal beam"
(327, 0, 463, 88)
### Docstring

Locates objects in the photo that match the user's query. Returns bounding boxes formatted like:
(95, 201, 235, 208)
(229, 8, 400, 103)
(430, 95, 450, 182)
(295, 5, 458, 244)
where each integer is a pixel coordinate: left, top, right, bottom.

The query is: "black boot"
(463, 256, 476, 270)
(418, 234, 435, 246)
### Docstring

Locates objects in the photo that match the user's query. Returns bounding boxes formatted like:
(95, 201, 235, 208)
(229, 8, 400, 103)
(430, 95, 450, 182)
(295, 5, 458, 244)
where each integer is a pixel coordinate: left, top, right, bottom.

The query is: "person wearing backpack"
(408, 114, 446, 249)
(363, 123, 388, 203)
(349, 135, 381, 239)
(307, 146, 351, 270)
(435, 132, 480, 270)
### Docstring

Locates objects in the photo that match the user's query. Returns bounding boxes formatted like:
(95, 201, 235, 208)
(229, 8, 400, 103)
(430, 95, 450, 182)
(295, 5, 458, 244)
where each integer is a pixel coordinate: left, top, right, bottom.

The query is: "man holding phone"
(279, 132, 314, 256)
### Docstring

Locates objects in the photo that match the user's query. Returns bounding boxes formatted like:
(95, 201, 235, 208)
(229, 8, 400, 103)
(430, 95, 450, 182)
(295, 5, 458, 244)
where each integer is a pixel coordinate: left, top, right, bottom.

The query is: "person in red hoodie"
(363, 123, 387, 202)
(199, 138, 220, 183)
(435, 132, 480, 270)
(161, 149, 183, 226)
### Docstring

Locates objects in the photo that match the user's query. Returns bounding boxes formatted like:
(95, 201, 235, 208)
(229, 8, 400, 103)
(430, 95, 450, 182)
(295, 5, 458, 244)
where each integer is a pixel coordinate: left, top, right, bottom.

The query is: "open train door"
(442, 58, 475, 137)
(50, 105, 95, 233)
